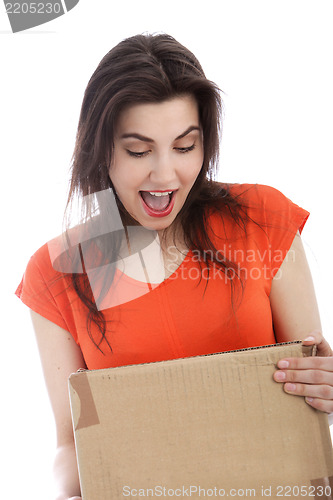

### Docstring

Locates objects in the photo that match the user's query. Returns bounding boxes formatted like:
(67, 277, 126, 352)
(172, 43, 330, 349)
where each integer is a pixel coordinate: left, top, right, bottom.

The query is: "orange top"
(16, 184, 309, 370)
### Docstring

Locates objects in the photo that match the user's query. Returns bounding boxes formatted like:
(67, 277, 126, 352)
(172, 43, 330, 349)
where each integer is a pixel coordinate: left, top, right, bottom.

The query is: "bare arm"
(270, 232, 333, 413)
(270, 231, 322, 342)
(270, 233, 321, 342)
(30, 310, 86, 500)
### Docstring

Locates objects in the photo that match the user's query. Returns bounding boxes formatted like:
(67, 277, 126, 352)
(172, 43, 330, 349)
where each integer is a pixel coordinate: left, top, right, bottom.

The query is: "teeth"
(148, 191, 173, 197)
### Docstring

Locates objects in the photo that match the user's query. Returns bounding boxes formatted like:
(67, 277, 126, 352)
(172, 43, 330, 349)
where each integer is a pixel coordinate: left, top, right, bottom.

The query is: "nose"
(149, 152, 178, 187)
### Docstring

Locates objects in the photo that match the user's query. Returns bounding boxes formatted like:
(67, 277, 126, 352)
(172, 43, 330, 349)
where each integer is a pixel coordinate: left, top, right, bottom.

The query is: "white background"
(1, 1, 333, 498)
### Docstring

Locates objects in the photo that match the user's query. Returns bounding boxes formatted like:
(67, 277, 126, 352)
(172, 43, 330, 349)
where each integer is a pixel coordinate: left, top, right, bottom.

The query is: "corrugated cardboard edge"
(68, 341, 333, 499)
(68, 341, 315, 431)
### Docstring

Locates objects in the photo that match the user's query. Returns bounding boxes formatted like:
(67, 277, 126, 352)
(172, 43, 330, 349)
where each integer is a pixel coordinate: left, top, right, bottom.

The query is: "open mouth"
(139, 190, 177, 217)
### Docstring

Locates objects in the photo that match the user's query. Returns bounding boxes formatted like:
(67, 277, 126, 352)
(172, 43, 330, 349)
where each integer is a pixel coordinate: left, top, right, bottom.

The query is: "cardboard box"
(69, 342, 333, 499)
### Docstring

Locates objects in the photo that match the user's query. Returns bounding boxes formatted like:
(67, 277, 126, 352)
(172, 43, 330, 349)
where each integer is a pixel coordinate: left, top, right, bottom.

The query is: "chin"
(140, 218, 175, 233)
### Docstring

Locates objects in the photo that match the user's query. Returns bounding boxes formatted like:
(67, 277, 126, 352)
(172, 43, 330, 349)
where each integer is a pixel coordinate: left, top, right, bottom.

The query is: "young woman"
(16, 33, 333, 500)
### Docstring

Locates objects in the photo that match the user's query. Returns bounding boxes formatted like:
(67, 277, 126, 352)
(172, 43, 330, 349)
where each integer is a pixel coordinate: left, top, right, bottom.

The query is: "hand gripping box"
(68, 342, 333, 500)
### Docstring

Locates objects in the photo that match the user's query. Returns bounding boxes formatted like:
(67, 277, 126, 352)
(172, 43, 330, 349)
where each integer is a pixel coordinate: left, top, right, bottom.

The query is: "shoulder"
(206, 182, 309, 245)
(24, 224, 89, 279)
(16, 227, 83, 299)
(16, 240, 65, 300)
(226, 183, 292, 208)
(206, 182, 289, 206)
(23, 242, 56, 280)
(218, 183, 308, 225)
(206, 182, 292, 218)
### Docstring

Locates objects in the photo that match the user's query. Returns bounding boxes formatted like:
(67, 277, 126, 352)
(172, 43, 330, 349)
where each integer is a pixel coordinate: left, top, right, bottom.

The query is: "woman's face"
(109, 95, 204, 232)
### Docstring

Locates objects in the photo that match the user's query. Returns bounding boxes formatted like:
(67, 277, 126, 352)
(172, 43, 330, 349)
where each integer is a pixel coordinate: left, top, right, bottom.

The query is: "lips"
(140, 190, 177, 218)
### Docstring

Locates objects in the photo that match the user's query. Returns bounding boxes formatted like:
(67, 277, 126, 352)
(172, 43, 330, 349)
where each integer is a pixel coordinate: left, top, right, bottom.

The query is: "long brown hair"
(66, 33, 249, 353)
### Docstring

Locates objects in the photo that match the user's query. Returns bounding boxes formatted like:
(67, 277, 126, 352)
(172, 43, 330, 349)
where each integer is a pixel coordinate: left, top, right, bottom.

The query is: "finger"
(276, 356, 333, 371)
(301, 330, 322, 345)
(274, 367, 333, 385)
(302, 332, 333, 357)
(305, 396, 333, 413)
(282, 381, 333, 401)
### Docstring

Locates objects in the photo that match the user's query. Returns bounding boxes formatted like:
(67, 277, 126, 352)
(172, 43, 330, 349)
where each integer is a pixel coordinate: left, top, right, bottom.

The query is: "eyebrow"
(120, 125, 201, 143)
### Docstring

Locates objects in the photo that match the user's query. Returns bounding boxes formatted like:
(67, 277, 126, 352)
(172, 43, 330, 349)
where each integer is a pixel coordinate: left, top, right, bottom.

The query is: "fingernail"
(303, 336, 315, 342)
(278, 360, 289, 369)
(305, 397, 313, 403)
(275, 371, 286, 381)
(285, 383, 296, 392)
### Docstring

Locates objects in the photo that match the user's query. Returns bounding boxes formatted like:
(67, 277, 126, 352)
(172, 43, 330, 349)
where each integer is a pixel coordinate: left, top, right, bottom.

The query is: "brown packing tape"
(69, 372, 100, 431)
(301, 343, 317, 357)
(68, 342, 314, 433)
(310, 476, 333, 499)
(68, 343, 316, 434)
(68, 343, 333, 500)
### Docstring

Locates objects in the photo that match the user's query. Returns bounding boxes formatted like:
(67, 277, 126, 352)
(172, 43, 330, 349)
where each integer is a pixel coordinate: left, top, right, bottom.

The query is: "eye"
(174, 144, 196, 153)
(126, 149, 150, 158)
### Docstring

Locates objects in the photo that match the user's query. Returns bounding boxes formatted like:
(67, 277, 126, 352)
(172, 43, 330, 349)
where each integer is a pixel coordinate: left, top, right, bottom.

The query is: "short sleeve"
(245, 184, 310, 278)
(224, 183, 310, 283)
(260, 186, 310, 277)
(15, 243, 77, 338)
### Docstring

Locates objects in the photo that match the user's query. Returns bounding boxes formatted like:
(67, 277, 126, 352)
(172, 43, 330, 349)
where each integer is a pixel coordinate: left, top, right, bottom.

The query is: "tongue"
(141, 192, 170, 211)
